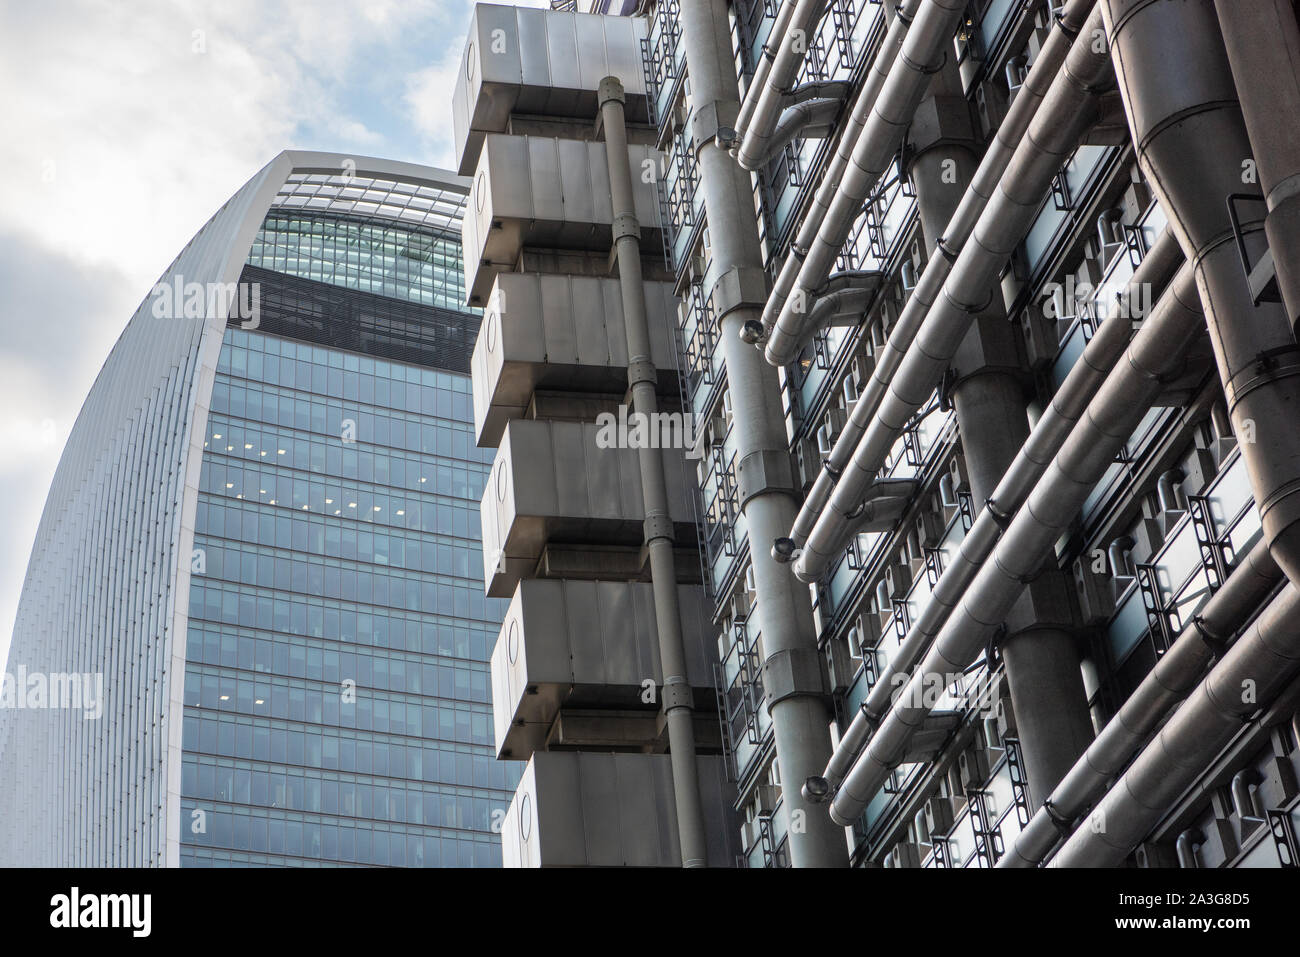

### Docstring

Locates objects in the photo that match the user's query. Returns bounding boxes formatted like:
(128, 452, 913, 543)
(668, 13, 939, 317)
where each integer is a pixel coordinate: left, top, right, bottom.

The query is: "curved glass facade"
(0, 151, 518, 867)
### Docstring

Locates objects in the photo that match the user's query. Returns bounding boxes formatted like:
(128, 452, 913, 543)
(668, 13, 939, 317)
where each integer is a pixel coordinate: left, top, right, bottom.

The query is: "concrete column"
(679, 0, 847, 867)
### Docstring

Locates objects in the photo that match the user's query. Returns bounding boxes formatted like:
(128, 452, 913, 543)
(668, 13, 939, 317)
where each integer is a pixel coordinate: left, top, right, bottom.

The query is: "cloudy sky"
(0, 0, 548, 668)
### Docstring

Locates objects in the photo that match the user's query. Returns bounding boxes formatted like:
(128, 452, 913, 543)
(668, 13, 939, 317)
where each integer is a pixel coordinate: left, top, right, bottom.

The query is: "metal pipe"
(1023, 0, 1300, 867)
(1214, 0, 1300, 332)
(1156, 468, 1186, 514)
(680, 0, 848, 867)
(753, 96, 844, 169)
(793, 5, 1114, 581)
(1049, 581, 1300, 866)
(1108, 535, 1136, 579)
(734, 0, 799, 140)
(783, 0, 1099, 549)
(736, 0, 831, 170)
(1104, 0, 1300, 596)
(756, 0, 921, 342)
(808, 228, 1181, 797)
(598, 76, 708, 867)
(764, 0, 969, 350)
(765, 270, 884, 361)
(1000, 536, 1282, 866)
(828, 263, 1206, 826)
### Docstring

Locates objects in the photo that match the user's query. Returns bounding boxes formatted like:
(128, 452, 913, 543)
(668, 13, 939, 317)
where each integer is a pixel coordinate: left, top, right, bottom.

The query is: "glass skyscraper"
(0, 151, 518, 866)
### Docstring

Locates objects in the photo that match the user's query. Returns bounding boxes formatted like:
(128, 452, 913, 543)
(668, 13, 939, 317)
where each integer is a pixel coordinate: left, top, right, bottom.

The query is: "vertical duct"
(1102, 0, 1300, 592)
(598, 76, 708, 868)
(679, 0, 848, 867)
(1214, 0, 1300, 334)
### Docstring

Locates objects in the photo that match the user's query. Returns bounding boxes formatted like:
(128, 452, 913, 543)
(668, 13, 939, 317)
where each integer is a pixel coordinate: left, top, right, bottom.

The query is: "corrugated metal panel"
(489, 579, 714, 758)
(452, 3, 650, 175)
(471, 273, 679, 446)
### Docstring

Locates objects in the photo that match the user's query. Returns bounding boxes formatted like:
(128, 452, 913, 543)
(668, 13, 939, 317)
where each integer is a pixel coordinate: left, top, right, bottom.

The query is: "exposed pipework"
(597, 77, 708, 867)
(1107, 535, 1136, 580)
(764, 270, 885, 363)
(679, 0, 848, 867)
(806, 227, 1182, 799)
(751, 96, 845, 170)
(1016, 0, 1300, 867)
(1103, 0, 1300, 596)
(733, 0, 798, 140)
(1214, 0, 1300, 333)
(735, 0, 831, 170)
(781, 0, 1099, 550)
(1000, 536, 1282, 866)
(1155, 468, 1186, 515)
(828, 263, 1206, 826)
(753, 0, 923, 342)
(762, 0, 969, 351)
(792, 5, 1115, 582)
(1049, 582, 1300, 867)
(844, 478, 917, 535)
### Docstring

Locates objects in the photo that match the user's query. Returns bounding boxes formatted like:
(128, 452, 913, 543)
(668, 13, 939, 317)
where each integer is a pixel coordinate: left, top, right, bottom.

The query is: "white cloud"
(404, 46, 468, 170)
(401, 0, 553, 170)
(0, 0, 563, 668)
(0, 0, 482, 665)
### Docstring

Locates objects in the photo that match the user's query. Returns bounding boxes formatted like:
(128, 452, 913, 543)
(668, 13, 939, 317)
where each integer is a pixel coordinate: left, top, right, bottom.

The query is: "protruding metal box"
(471, 274, 680, 447)
(479, 418, 696, 597)
(452, 4, 650, 175)
(489, 578, 715, 758)
(501, 751, 740, 867)
(461, 134, 664, 305)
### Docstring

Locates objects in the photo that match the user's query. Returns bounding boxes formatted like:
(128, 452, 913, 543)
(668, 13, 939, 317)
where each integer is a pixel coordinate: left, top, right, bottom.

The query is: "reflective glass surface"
(180, 209, 517, 866)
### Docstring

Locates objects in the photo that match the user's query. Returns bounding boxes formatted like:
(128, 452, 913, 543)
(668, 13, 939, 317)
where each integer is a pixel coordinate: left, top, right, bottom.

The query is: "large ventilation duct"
(762, 0, 969, 352)
(808, 228, 1182, 798)
(1214, 0, 1300, 334)
(828, 264, 1206, 826)
(1001, 537, 1282, 866)
(753, 0, 922, 345)
(1102, 0, 1300, 594)
(735, 0, 831, 171)
(783, 0, 1098, 547)
(792, 6, 1115, 582)
(1049, 582, 1300, 867)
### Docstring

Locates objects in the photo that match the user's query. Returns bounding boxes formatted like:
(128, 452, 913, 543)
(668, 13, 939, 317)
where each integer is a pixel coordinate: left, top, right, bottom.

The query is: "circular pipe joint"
(802, 776, 831, 804)
(772, 537, 798, 563)
(740, 319, 766, 345)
